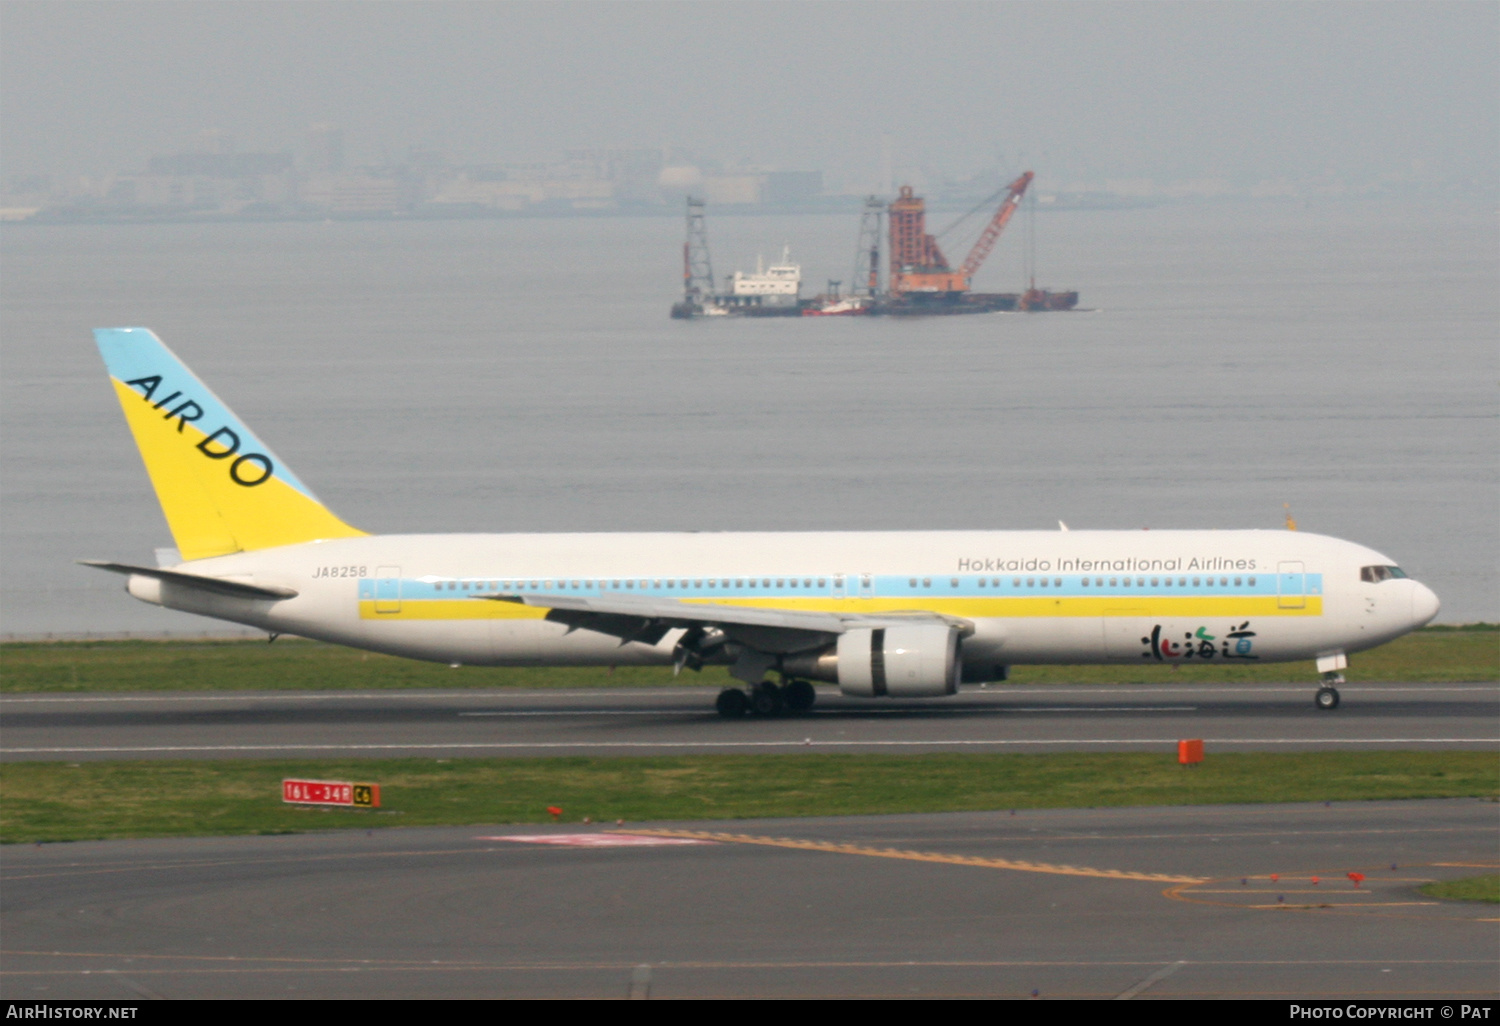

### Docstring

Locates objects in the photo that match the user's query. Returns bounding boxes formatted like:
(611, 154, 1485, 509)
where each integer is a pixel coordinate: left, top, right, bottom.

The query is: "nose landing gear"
(1315, 670, 1345, 710)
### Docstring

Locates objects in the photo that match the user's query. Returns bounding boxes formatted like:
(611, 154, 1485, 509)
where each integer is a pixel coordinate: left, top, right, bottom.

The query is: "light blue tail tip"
(95, 327, 167, 375)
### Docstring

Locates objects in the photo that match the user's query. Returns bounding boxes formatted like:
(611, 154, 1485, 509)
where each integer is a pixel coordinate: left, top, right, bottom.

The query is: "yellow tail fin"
(96, 328, 366, 560)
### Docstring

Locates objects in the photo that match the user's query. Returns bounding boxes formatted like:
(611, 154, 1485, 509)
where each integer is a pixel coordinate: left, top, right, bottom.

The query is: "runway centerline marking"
(454, 706, 1201, 716)
(619, 829, 1206, 884)
(5, 737, 1495, 756)
(3, 684, 1492, 705)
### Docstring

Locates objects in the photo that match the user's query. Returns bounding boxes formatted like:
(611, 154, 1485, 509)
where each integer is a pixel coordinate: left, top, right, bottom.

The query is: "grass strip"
(1419, 874, 1500, 903)
(2, 752, 1495, 844)
(2, 627, 1495, 694)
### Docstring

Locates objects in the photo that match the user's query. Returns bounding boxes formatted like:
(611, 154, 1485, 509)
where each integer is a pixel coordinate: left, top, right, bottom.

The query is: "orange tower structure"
(887, 172, 1035, 297)
(888, 186, 966, 294)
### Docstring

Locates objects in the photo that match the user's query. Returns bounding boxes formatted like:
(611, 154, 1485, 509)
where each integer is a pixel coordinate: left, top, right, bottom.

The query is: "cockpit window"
(1360, 565, 1408, 583)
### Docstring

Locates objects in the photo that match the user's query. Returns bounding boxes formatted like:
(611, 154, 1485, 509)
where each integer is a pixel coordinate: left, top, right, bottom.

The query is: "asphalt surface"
(3, 800, 1496, 999)
(2, 682, 1496, 761)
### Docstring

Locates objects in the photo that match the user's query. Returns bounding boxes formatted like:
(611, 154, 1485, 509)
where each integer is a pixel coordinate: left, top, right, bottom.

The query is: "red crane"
(959, 171, 1033, 281)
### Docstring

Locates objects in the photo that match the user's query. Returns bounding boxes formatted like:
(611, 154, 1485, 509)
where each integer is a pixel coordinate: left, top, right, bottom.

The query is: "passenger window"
(909, 578, 918, 587)
(1220, 577, 1228, 587)
(1012, 578, 1021, 588)
(1234, 577, 1242, 586)
(1193, 578, 1200, 587)
(979, 578, 987, 588)
(923, 578, 931, 587)
(804, 579, 812, 588)
(1123, 578, 1131, 587)
(667, 581, 675, 588)
(818, 578, 826, 587)
(763, 579, 771, 587)
(776, 579, 784, 588)
(951, 578, 959, 587)
(626, 581, 635, 589)
(1054, 578, 1062, 587)
(1109, 578, 1117, 587)
(1248, 577, 1256, 586)
(1040, 578, 1048, 587)
(1027, 578, 1035, 587)
(1081, 578, 1089, 587)
(1150, 578, 1158, 587)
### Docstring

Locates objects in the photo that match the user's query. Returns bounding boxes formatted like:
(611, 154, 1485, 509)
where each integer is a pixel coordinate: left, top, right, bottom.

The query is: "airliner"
(82, 328, 1440, 716)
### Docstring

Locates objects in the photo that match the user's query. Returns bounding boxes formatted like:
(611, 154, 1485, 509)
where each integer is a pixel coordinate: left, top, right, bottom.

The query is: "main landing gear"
(716, 679, 816, 718)
(1315, 671, 1345, 711)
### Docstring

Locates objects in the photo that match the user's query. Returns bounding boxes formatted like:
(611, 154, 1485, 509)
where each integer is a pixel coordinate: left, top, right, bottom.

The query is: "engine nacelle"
(836, 624, 960, 697)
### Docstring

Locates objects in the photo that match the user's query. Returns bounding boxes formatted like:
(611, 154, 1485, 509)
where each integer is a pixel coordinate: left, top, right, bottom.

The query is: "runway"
(3, 800, 1495, 999)
(2, 682, 1496, 761)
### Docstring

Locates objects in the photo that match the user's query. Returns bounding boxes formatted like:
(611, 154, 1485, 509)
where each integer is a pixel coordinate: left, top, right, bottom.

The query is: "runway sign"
(480, 833, 715, 847)
(283, 778, 381, 808)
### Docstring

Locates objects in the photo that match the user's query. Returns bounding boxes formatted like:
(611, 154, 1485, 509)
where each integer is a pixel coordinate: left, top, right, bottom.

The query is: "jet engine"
(833, 624, 960, 697)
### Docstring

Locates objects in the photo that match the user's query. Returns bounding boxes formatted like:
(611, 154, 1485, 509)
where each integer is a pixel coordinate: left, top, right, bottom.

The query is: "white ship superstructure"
(728, 247, 801, 303)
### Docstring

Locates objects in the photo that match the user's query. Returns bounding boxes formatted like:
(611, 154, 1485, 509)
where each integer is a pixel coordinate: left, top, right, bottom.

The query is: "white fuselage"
(125, 529, 1439, 677)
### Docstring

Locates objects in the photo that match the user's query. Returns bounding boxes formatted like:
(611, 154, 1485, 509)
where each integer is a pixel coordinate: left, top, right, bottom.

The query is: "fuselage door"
(374, 566, 402, 614)
(1277, 561, 1306, 609)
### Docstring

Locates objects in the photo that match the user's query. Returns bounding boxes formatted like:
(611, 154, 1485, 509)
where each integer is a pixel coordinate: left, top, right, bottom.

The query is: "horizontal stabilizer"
(78, 560, 298, 600)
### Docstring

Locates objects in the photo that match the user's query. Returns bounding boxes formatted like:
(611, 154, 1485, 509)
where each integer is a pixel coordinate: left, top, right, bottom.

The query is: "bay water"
(1, 200, 1494, 634)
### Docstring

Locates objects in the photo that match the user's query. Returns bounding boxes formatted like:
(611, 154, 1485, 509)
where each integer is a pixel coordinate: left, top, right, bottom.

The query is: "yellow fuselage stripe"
(358, 596, 1322, 620)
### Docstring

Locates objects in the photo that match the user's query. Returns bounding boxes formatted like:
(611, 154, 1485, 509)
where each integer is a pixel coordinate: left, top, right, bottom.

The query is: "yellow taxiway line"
(620, 828, 1206, 884)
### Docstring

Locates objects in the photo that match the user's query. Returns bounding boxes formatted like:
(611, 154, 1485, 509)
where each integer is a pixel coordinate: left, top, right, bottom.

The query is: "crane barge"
(670, 173, 1078, 320)
(877, 171, 1077, 315)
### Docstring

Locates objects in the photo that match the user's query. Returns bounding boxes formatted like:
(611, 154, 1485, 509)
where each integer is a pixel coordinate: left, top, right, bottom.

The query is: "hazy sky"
(3, 1, 1497, 190)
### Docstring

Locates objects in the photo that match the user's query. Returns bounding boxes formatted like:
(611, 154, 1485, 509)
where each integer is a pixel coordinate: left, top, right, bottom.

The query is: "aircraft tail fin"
(94, 328, 366, 561)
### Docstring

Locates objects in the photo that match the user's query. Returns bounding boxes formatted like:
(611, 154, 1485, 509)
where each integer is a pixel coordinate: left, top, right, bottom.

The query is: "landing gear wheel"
(783, 679, 816, 713)
(750, 682, 785, 717)
(1315, 686, 1340, 711)
(716, 688, 748, 718)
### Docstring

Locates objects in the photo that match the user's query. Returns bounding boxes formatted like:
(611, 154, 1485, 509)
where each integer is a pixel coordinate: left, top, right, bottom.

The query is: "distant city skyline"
(3, 3, 1496, 200)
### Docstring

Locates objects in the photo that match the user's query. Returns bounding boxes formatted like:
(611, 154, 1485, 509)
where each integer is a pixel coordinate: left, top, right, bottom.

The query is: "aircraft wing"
(478, 591, 969, 655)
